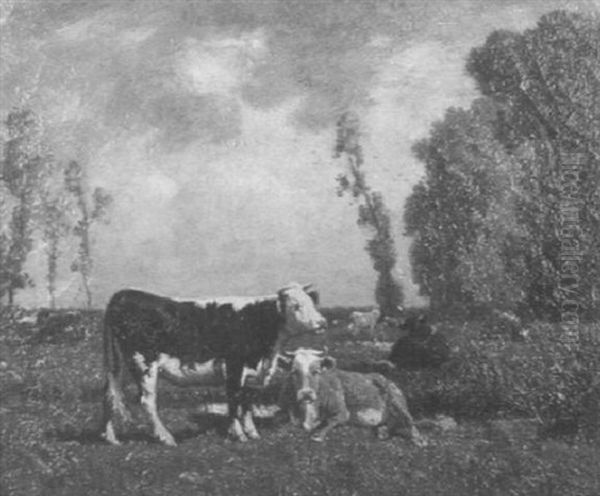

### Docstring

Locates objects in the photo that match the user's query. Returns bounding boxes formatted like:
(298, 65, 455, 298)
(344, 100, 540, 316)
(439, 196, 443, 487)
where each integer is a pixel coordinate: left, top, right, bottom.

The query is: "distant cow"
(347, 307, 381, 337)
(389, 315, 450, 369)
(101, 283, 327, 445)
(36, 309, 88, 343)
(279, 348, 425, 445)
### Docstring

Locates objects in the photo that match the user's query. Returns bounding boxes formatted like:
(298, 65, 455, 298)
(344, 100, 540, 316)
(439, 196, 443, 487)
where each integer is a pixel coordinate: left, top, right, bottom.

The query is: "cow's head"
(280, 348, 336, 432)
(278, 283, 327, 335)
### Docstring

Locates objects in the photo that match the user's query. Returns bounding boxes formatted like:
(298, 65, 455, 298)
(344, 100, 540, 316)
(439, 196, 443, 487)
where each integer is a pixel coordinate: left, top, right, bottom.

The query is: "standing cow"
(347, 307, 381, 338)
(279, 348, 425, 445)
(101, 283, 326, 445)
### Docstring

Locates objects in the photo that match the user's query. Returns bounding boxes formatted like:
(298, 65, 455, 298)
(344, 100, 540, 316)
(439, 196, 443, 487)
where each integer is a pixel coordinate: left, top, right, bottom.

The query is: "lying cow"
(389, 315, 449, 369)
(279, 348, 425, 445)
(347, 307, 381, 338)
(101, 283, 327, 446)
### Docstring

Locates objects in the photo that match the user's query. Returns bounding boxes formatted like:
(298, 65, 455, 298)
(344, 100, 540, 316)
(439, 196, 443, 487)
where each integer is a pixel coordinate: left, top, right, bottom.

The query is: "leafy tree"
(0, 182, 17, 303)
(65, 160, 112, 308)
(40, 181, 72, 309)
(335, 111, 404, 316)
(467, 10, 600, 318)
(406, 99, 520, 311)
(0, 109, 50, 305)
(405, 10, 600, 319)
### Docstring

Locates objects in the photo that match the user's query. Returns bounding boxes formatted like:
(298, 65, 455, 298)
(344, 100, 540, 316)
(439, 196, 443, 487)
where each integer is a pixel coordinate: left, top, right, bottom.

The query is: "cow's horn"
(302, 283, 315, 291)
(279, 282, 302, 293)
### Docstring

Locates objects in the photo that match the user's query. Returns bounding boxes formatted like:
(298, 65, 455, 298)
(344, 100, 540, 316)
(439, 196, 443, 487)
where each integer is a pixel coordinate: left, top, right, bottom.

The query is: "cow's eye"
(292, 303, 301, 311)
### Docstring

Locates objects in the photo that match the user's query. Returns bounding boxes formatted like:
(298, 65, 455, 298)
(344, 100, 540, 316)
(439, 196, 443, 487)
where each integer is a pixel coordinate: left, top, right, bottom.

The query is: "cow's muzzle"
(297, 388, 317, 403)
(313, 319, 328, 334)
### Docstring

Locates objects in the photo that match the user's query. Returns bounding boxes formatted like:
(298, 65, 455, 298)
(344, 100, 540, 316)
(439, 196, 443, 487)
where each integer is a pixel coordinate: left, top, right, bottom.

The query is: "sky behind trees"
(1, 0, 596, 307)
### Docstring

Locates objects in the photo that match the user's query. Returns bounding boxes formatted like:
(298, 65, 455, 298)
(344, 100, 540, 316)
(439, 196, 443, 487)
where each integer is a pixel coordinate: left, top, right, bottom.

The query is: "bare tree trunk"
(82, 269, 92, 309)
(79, 209, 92, 309)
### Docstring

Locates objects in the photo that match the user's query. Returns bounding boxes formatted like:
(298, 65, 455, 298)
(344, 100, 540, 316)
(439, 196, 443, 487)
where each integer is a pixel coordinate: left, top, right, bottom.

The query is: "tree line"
(0, 109, 111, 309)
(404, 11, 599, 320)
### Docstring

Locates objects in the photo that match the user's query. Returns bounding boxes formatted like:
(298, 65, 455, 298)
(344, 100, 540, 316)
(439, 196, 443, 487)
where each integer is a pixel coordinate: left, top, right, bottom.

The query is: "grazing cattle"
(279, 348, 425, 445)
(347, 307, 381, 337)
(101, 283, 326, 446)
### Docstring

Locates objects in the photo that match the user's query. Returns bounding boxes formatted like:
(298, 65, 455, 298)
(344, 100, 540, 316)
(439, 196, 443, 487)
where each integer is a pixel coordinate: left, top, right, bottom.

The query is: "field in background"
(1, 308, 599, 496)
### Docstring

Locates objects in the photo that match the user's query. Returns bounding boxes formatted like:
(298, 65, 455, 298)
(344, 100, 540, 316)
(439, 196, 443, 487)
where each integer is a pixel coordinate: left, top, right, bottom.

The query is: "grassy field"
(1, 310, 599, 496)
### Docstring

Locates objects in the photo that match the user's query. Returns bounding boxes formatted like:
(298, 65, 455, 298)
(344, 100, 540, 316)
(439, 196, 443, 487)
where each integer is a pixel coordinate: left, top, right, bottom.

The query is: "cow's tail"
(102, 308, 131, 427)
(372, 375, 426, 446)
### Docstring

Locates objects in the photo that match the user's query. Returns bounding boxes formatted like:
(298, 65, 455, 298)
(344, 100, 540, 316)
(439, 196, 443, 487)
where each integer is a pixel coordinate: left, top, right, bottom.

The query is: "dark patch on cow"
(106, 290, 282, 368)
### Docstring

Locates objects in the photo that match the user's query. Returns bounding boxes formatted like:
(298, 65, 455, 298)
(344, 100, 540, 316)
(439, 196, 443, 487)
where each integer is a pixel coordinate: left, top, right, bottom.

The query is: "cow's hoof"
(228, 430, 248, 442)
(157, 434, 177, 446)
(413, 435, 428, 447)
(161, 438, 177, 447)
(311, 434, 325, 442)
(101, 434, 121, 446)
(376, 426, 390, 440)
(245, 430, 261, 440)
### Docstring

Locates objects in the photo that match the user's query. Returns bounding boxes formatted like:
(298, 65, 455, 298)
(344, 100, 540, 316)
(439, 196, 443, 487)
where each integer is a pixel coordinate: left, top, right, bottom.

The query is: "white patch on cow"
(132, 352, 147, 371)
(156, 354, 225, 386)
(280, 284, 327, 335)
(288, 349, 321, 402)
(262, 355, 280, 386)
(228, 418, 247, 442)
(242, 410, 260, 439)
(103, 421, 119, 445)
(241, 359, 271, 387)
(356, 408, 384, 426)
(301, 401, 320, 432)
(139, 361, 176, 446)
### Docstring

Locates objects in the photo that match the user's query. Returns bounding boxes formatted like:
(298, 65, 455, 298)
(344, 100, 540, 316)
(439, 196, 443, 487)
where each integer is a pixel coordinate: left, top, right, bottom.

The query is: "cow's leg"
(382, 380, 427, 447)
(277, 375, 301, 426)
(136, 357, 176, 446)
(225, 361, 247, 442)
(240, 387, 260, 440)
(311, 406, 350, 442)
(310, 388, 349, 442)
(101, 372, 127, 445)
(101, 333, 131, 445)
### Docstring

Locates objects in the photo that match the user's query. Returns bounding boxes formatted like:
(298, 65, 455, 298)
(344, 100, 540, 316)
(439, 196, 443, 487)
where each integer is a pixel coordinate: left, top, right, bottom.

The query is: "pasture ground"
(1, 311, 599, 496)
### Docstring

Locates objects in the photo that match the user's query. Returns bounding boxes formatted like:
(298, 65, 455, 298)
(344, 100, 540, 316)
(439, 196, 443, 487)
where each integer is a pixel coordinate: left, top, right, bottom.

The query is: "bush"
(394, 322, 600, 437)
(35, 309, 103, 344)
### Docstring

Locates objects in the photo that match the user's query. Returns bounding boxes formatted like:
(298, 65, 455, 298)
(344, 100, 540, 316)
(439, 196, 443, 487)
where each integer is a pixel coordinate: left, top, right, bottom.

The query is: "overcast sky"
(1, 0, 596, 308)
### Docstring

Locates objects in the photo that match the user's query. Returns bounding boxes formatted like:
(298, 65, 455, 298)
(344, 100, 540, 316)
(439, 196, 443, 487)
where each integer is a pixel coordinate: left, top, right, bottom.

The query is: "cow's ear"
(320, 356, 336, 370)
(307, 289, 320, 306)
(277, 290, 288, 314)
(277, 355, 293, 371)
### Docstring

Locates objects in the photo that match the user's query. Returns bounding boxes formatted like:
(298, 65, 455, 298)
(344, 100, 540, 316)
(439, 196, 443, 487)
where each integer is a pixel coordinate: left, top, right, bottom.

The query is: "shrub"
(394, 322, 600, 436)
